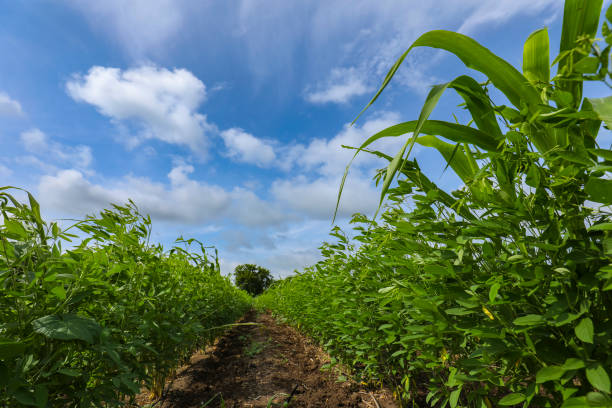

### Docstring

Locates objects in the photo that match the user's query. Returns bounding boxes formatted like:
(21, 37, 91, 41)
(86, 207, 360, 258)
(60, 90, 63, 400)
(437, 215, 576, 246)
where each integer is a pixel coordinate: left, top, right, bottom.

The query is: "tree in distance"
(234, 264, 273, 296)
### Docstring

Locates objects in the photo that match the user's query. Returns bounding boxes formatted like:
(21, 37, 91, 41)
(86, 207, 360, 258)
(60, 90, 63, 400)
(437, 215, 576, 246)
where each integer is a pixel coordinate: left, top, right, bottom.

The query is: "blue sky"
(0, 0, 597, 276)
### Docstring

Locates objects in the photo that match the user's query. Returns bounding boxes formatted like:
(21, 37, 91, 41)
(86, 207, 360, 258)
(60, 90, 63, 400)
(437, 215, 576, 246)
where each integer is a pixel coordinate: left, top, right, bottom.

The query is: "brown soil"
(137, 310, 397, 408)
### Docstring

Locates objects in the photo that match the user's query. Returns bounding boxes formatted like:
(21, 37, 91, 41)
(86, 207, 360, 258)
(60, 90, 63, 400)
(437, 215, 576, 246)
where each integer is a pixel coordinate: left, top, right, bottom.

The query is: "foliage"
(259, 1, 612, 406)
(234, 264, 273, 296)
(0, 188, 251, 407)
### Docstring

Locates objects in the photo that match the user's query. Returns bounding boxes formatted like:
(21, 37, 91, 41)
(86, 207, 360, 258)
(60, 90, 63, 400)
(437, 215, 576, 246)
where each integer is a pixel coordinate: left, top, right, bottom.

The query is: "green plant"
(244, 340, 267, 357)
(0, 188, 251, 407)
(234, 264, 274, 296)
(259, 1, 612, 406)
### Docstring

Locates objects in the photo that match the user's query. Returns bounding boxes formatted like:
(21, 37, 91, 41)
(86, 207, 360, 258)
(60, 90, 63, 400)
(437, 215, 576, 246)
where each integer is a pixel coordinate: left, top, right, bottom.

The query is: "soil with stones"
(137, 310, 396, 408)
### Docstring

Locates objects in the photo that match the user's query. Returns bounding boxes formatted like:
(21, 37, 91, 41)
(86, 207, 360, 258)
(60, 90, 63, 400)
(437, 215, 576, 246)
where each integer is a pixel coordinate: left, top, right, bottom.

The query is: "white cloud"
(271, 174, 379, 219)
(0, 92, 24, 117)
(220, 128, 276, 167)
(305, 67, 372, 104)
(39, 165, 229, 223)
(0, 163, 13, 178)
(457, 0, 559, 34)
(66, 66, 215, 155)
(37, 163, 288, 227)
(64, 0, 185, 58)
(287, 111, 405, 176)
(228, 187, 290, 226)
(20, 128, 92, 168)
(272, 112, 407, 219)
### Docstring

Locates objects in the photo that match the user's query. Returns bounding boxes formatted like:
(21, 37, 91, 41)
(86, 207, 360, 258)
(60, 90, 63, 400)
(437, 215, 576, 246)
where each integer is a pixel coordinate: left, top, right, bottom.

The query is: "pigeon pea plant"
(0, 188, 251, 407)
(258, 0, 612, 406)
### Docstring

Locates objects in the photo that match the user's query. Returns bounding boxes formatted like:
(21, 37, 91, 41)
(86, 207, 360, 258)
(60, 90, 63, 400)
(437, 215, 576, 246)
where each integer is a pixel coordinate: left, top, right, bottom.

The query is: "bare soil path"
(138, 310, 396, 408)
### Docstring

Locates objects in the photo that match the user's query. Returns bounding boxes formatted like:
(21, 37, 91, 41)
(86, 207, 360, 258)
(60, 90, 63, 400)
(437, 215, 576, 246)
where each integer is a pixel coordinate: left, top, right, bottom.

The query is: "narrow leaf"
(523, 28, 550, 84)
(498, 393, 526, 406)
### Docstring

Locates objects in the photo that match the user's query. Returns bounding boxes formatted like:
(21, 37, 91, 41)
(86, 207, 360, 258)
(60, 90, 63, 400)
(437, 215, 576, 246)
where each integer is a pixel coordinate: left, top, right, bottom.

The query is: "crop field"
(2, 0, 612, 407)
(258, 1, 612, 407)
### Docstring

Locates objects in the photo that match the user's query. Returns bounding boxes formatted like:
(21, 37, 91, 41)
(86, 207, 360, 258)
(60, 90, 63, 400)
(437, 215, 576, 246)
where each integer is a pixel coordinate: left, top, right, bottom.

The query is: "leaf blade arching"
(376, 81, 454, 214)
(450, 75, 503, 140)
(343, 145, 476, 220)
(354, 29, 541, 125)
(523, 28, 550, 85)
(415, 135, 474, 183)
(332, 118, 499, 222)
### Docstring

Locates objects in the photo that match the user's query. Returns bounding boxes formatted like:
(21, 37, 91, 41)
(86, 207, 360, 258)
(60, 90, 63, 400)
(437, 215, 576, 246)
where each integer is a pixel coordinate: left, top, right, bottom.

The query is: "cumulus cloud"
(37, 163, 288, 227)
(286, 111, 405, 175)
(220, 128, 276, 167)
(272, 111, 407, 219)
(66, 66, 215, 155)
(0, 92, 24, 116)
(305, 67, 372, 104)
(39, 165, 229, 223)
(271, 174, 379, 219)
(20, 128, 92, 168)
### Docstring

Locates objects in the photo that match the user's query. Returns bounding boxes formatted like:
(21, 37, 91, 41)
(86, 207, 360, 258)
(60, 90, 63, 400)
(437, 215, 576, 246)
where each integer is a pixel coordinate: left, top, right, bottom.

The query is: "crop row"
(258, 1, 612, 407)
(0, 189, 251, 407)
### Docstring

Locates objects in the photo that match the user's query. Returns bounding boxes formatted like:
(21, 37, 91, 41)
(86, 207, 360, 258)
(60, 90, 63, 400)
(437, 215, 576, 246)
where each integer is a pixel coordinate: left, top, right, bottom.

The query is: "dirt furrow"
(137, 310, 396, 408)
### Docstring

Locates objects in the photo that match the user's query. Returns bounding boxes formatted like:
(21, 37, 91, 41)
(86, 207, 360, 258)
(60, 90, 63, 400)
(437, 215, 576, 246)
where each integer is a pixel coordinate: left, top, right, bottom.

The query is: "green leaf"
(585, 178, 612, 204)
(586, 392, 612, 407)
(50, 286, 66, 300)
(574, 56, 600, 73)
(526, 165, 541, 188)
(32, 314, 102, 344)
(589, 96, 612, 129)
(58, 368, 82, 377)
(590, 148, 612, 161)
(559, 0, 603, 68)
(575, 317, 594, 343)
(557, 0, 603, 104)
(489, 283, 501, 303)
(498, 393, 526, 406)
(377, 82, 451, 213)
(536, 365, 566, 383)
(562, 397, 588, 408)
(563, 358, 586, 371)
(449, 75, 503, 140)
(523, 28, 550, 84)
(445, 307, 474, 316)
(587, 364, 611, 393)
(513, 314, 545, 326)
(358, 30, 540, 114)
(589, 223, 612, 231)
(3, 219, 28, 239)
(416, 136, 474, 183)
(450, 389, 461, 408)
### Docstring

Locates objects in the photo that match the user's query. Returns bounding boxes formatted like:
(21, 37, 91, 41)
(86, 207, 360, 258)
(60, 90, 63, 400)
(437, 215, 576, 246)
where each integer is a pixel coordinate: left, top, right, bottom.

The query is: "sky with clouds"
(0, 0, 602, 277)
